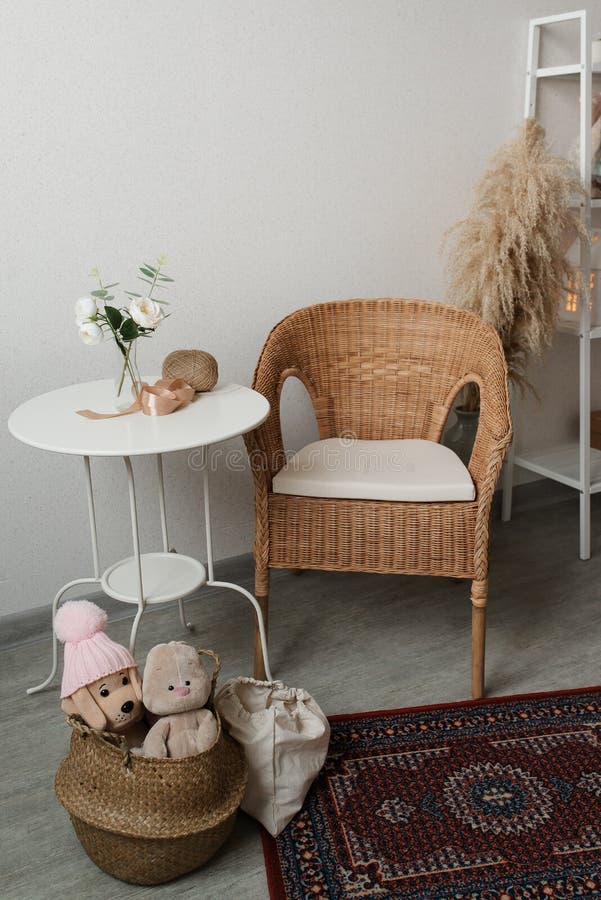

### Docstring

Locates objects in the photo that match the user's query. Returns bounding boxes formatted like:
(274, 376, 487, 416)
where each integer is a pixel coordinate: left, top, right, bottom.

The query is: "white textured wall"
(2, 0, 599, 616)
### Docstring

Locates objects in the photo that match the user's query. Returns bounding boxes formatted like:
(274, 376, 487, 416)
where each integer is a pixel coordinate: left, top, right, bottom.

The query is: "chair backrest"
(255, 298, 509, 443)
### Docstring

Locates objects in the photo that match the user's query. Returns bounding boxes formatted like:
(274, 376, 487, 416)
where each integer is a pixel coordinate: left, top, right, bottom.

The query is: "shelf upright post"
(524, 17, 540, 119)
(579, 9, 593, 560)
(502, 16, 541, 524)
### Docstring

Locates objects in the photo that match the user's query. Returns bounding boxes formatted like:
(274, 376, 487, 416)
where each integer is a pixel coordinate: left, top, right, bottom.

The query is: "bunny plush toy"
(138, 642, 218, 758)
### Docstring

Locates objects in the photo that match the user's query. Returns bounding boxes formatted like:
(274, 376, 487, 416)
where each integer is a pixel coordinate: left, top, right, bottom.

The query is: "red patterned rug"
(261, 688, 601, 899)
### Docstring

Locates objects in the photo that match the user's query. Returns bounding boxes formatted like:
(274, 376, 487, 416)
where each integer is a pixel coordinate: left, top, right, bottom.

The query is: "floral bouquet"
(75, 256, 173, 409)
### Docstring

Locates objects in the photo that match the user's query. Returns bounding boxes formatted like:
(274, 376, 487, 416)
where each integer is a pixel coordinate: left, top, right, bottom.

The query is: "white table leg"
(201, 447, 273, 681)
(26, 577, 102, 695)
(124, 456, 146, 655)
(27, 455, 101, 694)
(156, 453, 194, 632)
(157, 452, 170, 552)
(83, 455, 100, 578)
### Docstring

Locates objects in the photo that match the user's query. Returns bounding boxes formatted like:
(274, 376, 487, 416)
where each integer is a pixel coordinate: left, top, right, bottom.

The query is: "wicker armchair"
(244, 299, 512, 698)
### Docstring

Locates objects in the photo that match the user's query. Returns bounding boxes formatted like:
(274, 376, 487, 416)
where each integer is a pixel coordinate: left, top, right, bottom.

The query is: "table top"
(8, 379, 270, 456)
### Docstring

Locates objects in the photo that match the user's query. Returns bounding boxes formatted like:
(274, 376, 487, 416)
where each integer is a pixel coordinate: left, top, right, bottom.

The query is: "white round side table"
(8, 379, 273, 694)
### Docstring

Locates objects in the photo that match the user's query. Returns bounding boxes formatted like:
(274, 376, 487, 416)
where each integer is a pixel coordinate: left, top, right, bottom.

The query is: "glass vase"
(114, 341, 143, 411)
(442, 405, 480, 466)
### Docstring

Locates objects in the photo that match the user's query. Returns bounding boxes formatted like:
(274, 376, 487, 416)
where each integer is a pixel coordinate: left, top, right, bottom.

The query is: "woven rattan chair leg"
(253, 594, 269, 680)
(255, 559, 269, 597)
(471, 579, 488, 700)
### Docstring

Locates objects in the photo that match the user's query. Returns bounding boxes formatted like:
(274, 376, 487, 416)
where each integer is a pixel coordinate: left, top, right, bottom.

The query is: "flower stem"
(116, 342, 141, 399)
(117, 343, 130, 396)
(147, 261, 161, 300)
(127, 364, 140, 399)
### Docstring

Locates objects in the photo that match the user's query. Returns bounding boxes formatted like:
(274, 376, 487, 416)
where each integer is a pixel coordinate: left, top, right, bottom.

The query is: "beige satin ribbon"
(77, 378, 195, 419)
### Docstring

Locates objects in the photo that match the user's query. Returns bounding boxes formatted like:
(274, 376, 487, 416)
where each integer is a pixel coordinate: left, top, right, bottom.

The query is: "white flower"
(74, 296, 97, 325)
(79, 321, 103, 345)
(129, 297, 164, 329)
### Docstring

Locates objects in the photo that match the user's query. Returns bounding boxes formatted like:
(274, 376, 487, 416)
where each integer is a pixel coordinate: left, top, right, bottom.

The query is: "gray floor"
(2, 484, 601, 900)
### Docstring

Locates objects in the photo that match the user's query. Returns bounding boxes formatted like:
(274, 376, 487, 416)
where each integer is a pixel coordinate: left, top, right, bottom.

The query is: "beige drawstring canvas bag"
(215, 677, 330, 836)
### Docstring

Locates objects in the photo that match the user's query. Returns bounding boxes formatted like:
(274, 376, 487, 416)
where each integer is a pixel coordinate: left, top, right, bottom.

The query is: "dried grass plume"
(444, 119, 587, 402)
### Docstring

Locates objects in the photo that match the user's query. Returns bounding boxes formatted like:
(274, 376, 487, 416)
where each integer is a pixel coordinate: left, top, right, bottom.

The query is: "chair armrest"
(468, 393, 512, 578)
(244, 318, 297, 492)
(243, 414, 284, 496)
(470, 419, 513, 505)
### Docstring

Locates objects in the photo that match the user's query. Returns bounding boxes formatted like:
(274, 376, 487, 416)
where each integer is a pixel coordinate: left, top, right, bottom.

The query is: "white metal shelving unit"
(502, 9, 601, 560)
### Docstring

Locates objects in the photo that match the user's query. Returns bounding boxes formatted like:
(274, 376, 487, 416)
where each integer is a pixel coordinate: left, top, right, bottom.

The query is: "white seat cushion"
(272, 438, 475, 502)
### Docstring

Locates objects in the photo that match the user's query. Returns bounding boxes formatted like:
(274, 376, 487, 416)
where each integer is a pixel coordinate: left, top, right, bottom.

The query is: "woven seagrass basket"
(55, 650, 247, 885)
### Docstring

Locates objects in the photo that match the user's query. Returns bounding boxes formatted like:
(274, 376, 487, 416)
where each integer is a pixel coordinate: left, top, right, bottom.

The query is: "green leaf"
(104, 295, 114, 302)
(139, 267, 155, 278)
(103, 282, 119, 289)
(120, 318, 139, 341)
(124, 291, 142, 298)
(157, 274, 174, 282)
(91, 289, 108, 298)
(143, 263, 158, 274)
(104, 305, 123, 330)
(153, 299, 170, 305)
(137, 276, 153, 285)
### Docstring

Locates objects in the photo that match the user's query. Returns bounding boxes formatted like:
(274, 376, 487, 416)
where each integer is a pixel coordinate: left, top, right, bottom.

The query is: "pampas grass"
(444, 119, 587, 407)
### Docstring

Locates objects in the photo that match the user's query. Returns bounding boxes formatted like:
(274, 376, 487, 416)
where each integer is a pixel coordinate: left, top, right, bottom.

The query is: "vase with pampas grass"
(443, 118, 587, 459)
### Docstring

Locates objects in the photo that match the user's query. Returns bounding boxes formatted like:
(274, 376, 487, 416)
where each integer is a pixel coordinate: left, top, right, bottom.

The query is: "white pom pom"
(54, 600, 108, 644)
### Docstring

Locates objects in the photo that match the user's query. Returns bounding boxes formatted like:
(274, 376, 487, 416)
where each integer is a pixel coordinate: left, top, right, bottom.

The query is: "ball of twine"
(162, 349, 218, 392)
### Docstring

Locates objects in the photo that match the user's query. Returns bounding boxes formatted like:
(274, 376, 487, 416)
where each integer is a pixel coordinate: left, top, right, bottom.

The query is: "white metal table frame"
(27, 445, 272, 695)
(9, 386, 272, 694)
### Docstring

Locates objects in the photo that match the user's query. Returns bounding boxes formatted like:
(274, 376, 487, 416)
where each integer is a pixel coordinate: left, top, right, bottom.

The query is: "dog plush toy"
(138, 642, 218, 758)
(54, 600, 147, 748)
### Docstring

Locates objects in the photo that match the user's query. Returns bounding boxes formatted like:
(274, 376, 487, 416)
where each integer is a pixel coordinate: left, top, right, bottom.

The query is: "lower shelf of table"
(100, 552, 207, 605)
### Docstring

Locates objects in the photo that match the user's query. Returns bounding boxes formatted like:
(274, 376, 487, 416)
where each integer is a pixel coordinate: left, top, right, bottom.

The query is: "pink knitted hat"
(54, 600, 137, 698)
